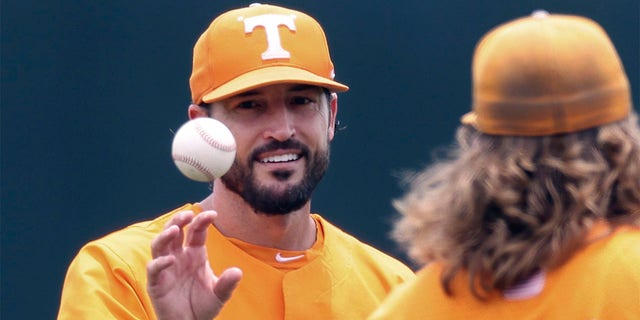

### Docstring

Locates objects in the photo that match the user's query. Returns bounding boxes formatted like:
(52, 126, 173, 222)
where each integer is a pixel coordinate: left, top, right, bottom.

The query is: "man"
(57, 3, 414, 320)
(369, 10, 640, 319)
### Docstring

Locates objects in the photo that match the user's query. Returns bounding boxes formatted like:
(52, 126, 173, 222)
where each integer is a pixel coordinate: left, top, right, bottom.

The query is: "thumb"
(214, 267, 243, 303)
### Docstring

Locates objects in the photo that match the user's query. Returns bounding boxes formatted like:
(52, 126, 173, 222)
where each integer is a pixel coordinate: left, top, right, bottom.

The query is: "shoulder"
(368, 264, 441, 319)
(553, 226, 640, 298)
(608, 225, 640, 249)
(313, 214, 415, 278)
(593, 226, 640, 277)
(73, 204, 196, 267)
(582, 226, 640, 267)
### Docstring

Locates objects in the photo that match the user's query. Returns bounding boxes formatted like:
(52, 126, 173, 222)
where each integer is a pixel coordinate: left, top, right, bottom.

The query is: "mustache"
(250, 139, 310, 160)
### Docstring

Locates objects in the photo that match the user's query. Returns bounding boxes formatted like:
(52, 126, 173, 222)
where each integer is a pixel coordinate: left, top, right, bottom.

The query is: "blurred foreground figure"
(370, 10, 639, 320)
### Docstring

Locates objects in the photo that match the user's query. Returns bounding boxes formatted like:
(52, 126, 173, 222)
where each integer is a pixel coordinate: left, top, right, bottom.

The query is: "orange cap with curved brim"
(461, 10, 631, 136)
(190, 3, 349, 104)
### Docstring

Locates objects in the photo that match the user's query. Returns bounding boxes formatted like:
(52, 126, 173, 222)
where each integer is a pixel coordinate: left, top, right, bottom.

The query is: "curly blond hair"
(392, 112, 640, 298)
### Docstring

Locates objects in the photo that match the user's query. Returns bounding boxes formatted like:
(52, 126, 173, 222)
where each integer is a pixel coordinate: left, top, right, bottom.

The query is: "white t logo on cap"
(243, 14, 296, 60)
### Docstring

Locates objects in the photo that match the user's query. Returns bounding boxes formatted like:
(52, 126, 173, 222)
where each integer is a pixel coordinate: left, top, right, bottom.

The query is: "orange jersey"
(369, 225, 640, 320)
(58, 204, 415, 319)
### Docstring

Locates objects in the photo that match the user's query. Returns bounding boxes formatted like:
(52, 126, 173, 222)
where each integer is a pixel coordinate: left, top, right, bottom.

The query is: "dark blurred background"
(2, 0, 638, 318)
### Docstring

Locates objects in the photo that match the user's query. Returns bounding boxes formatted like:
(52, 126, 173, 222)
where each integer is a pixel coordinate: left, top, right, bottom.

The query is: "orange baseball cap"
(190, 3, 349, 104)
(461, 10, 631, 136)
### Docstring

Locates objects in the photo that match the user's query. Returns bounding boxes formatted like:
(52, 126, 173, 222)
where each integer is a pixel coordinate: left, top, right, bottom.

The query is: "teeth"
(261, 153, 299, 163)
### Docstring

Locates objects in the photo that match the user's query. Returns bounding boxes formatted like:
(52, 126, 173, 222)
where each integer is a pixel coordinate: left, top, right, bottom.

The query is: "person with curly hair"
(369, 10, 640, 320)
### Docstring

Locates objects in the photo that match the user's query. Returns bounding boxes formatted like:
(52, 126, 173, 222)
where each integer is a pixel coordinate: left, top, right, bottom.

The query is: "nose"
(263, 105, 296, 141)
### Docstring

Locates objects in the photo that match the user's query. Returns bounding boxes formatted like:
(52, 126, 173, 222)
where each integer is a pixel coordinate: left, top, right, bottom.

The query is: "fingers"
(151, 210, 217, 258)
(150, 211, 194, 259)
(150, 225, 180, 259)
(165, 211, 194, 253)
(185, 210, 217, 247)
(214, 267, 243, 303)
(164, 210, 196, 229)
(146, 255, 176, 288)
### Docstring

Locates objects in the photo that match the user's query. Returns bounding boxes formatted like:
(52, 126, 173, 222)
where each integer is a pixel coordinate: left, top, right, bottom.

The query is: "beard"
(220, 139, 330, 215)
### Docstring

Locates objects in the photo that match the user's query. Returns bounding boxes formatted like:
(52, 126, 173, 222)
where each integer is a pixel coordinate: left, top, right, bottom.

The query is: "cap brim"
(202, 66, 349, 103)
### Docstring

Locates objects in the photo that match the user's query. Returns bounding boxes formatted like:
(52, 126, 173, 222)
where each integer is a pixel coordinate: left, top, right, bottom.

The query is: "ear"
(188, 104, 209, 120)
(328, 93, 338, 141)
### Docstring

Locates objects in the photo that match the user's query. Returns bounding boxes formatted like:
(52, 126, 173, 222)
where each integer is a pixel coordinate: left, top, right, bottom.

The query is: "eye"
(290, 96, 314, 106)
(235, 100, 261, 110)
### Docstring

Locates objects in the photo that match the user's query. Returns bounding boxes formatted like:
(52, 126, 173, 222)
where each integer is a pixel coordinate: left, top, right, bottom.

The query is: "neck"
(198, 181, 317, 251)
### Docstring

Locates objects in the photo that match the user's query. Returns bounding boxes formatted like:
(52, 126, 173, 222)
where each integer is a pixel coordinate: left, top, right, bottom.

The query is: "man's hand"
(147, 210, 242, 320)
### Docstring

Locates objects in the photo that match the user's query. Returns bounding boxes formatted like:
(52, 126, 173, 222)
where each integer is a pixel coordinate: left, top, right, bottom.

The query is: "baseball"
(171, 117, 236, 182)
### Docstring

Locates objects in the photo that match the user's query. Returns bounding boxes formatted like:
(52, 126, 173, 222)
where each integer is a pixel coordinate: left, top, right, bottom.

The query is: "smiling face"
(204, 83, 337, 215)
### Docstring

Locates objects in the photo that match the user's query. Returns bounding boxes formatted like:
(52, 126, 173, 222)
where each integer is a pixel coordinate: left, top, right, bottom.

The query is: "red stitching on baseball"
(195, 122, 236, 152)
(172, 154, 216, 181)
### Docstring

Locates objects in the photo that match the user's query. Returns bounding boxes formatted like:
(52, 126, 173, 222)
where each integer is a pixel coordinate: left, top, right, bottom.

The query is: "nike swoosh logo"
(275, 252, 305, 263)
